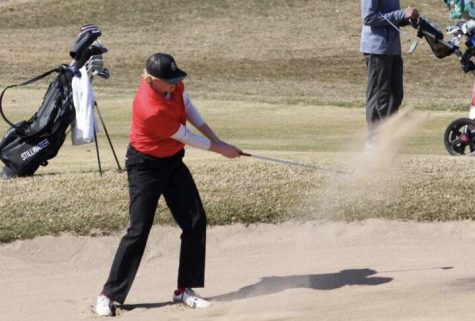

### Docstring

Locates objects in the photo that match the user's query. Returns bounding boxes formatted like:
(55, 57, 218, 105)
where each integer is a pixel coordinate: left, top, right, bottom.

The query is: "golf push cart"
(412, 17, 475, 155)
(0, 24, 121, 178)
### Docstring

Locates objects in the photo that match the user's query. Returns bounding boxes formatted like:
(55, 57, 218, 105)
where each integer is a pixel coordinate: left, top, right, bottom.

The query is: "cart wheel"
(444, 118, 475, 155)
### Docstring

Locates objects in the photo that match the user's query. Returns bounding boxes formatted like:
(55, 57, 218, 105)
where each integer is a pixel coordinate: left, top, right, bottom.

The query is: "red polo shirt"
(129, 79, 186, 158)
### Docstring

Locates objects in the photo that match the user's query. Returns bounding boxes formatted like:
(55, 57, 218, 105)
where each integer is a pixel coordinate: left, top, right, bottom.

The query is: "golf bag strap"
(0, 67, 60, 128)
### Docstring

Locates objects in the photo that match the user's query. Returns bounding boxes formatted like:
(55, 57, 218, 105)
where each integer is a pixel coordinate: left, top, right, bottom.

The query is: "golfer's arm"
(362, 6, 406, 26)
(196, 123, 222, 143)
(171, 124, 211, 150)
(171, 125, 236, 157)
(184, 92, 205, 127)
(183, 92, 222, 143)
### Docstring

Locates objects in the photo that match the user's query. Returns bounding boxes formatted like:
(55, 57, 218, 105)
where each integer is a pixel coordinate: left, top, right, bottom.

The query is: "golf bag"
(0, 66, 77, 178)
(0, 24, 105, 179)
(414, 16, 454, 58)
(439, 19, 475, 155)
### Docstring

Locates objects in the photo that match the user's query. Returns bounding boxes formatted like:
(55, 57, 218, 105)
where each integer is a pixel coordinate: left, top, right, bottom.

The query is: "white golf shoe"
(96, 294, 113, 316)
(173, 288, 211, 308)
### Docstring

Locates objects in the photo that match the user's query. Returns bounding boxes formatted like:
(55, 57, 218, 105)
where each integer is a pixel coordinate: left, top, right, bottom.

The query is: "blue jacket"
(360, 0, 407, 55)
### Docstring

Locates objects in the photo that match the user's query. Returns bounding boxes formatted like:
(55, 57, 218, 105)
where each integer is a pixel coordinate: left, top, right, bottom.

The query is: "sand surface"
(1, 220, 475, 321)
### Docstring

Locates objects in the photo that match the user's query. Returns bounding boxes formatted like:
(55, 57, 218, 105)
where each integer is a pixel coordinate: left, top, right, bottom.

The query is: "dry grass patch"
(2, 153, 475, 243)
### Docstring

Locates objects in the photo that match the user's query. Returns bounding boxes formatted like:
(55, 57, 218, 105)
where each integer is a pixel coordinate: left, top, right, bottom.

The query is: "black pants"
(364, 54, 404, 129)
(102, 145, 207, 304)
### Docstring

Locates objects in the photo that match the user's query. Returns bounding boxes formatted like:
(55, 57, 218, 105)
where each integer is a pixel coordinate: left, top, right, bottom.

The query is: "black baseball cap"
(145, 53, 187, 84)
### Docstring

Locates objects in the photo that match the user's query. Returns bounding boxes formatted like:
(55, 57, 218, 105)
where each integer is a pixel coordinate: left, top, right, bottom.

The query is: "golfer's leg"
(389, 55, 404, 116)
(366, 54, 393, 126)
(102, 166, 163, 304)
(163, 162, 207, 288)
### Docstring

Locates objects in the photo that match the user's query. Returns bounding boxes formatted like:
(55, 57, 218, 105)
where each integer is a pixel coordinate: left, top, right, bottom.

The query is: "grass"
(0, 100, 471, 242)
(0, 0, 475, 242)
(3, 148, 475, 243)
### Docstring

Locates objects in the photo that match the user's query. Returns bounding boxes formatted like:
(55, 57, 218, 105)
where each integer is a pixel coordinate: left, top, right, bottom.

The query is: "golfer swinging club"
(96, 52, 242, 316)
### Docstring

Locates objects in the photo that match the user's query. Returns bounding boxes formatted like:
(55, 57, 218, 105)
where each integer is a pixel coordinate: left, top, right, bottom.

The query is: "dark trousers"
(365, 54, 404, 130)
(102, 146, 207, 304)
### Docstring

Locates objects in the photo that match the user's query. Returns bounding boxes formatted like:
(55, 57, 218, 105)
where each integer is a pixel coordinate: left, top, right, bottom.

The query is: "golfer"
(360, 0, 419, 148)
(96, 52, 242, 316)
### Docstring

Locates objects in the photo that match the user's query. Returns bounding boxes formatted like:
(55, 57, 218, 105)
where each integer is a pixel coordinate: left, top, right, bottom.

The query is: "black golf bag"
(414, 16, 455, 58)
(0, 67, 77, 178)
(0, 24, 104, 179)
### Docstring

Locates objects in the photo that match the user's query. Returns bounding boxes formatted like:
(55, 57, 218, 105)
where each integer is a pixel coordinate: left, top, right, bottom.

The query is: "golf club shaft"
(240, 152, 346, 174)
(378, 11, 412, 42)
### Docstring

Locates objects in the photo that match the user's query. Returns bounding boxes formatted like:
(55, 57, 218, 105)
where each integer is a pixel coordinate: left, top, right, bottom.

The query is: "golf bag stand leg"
(93, 124, 103, 176)
(95, 102, 122, 172)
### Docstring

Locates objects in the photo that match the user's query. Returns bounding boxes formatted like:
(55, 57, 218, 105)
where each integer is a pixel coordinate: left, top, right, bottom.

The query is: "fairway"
(2, 90, 475, 242)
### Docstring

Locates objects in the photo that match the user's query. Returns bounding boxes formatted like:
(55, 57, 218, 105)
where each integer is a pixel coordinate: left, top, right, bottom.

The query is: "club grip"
(239, 151, 252, 157)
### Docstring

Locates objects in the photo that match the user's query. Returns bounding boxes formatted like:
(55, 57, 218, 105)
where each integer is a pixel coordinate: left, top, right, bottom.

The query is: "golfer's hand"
(404, 6, 419, 21)
(210, 141, 242, 159)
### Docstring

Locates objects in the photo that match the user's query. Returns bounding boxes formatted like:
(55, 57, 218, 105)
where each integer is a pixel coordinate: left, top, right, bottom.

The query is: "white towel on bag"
(71, 67, 97, 145)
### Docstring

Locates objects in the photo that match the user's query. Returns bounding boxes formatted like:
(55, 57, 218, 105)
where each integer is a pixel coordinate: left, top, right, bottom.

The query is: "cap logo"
(171, 62, 177, 71)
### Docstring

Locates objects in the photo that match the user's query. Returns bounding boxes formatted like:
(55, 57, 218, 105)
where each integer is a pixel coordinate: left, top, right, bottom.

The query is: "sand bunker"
(1, 219, 474, 321)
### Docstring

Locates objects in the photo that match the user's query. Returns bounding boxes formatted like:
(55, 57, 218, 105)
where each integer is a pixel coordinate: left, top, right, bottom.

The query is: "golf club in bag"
(0, 24, 121, 178)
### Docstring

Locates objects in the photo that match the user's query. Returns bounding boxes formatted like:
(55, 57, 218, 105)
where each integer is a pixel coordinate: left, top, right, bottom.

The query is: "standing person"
(360, 0, 419, 147)
(95, 52, 242, 316)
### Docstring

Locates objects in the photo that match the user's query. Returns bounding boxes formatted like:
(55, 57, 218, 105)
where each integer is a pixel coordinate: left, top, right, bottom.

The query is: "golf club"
(378, 11, 418, 54)
(239, 152, 347, 174)
(69, 25, 102, 68)
(86, 55, 110, 79)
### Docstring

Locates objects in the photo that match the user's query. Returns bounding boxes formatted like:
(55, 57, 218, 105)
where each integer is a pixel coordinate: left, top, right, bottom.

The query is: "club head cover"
(70, 24, 102, 64)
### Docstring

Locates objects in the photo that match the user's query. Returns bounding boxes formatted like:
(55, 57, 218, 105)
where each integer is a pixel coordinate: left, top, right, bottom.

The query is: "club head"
(88, 40, 108, 55)
(86, 55, 104, 69)
(93, 67, 110, 80)
(408, 39, 418, 54)
(74, 41, 108, 70)
(447, 24, 463, 37)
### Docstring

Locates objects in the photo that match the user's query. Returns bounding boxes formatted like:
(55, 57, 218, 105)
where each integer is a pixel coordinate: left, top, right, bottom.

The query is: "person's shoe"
(96, 294, 113, 316)
(173, 288, 211, 308)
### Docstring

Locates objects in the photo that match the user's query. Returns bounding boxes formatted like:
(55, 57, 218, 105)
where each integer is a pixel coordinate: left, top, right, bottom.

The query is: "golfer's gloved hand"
(210, 141, 242, 159)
